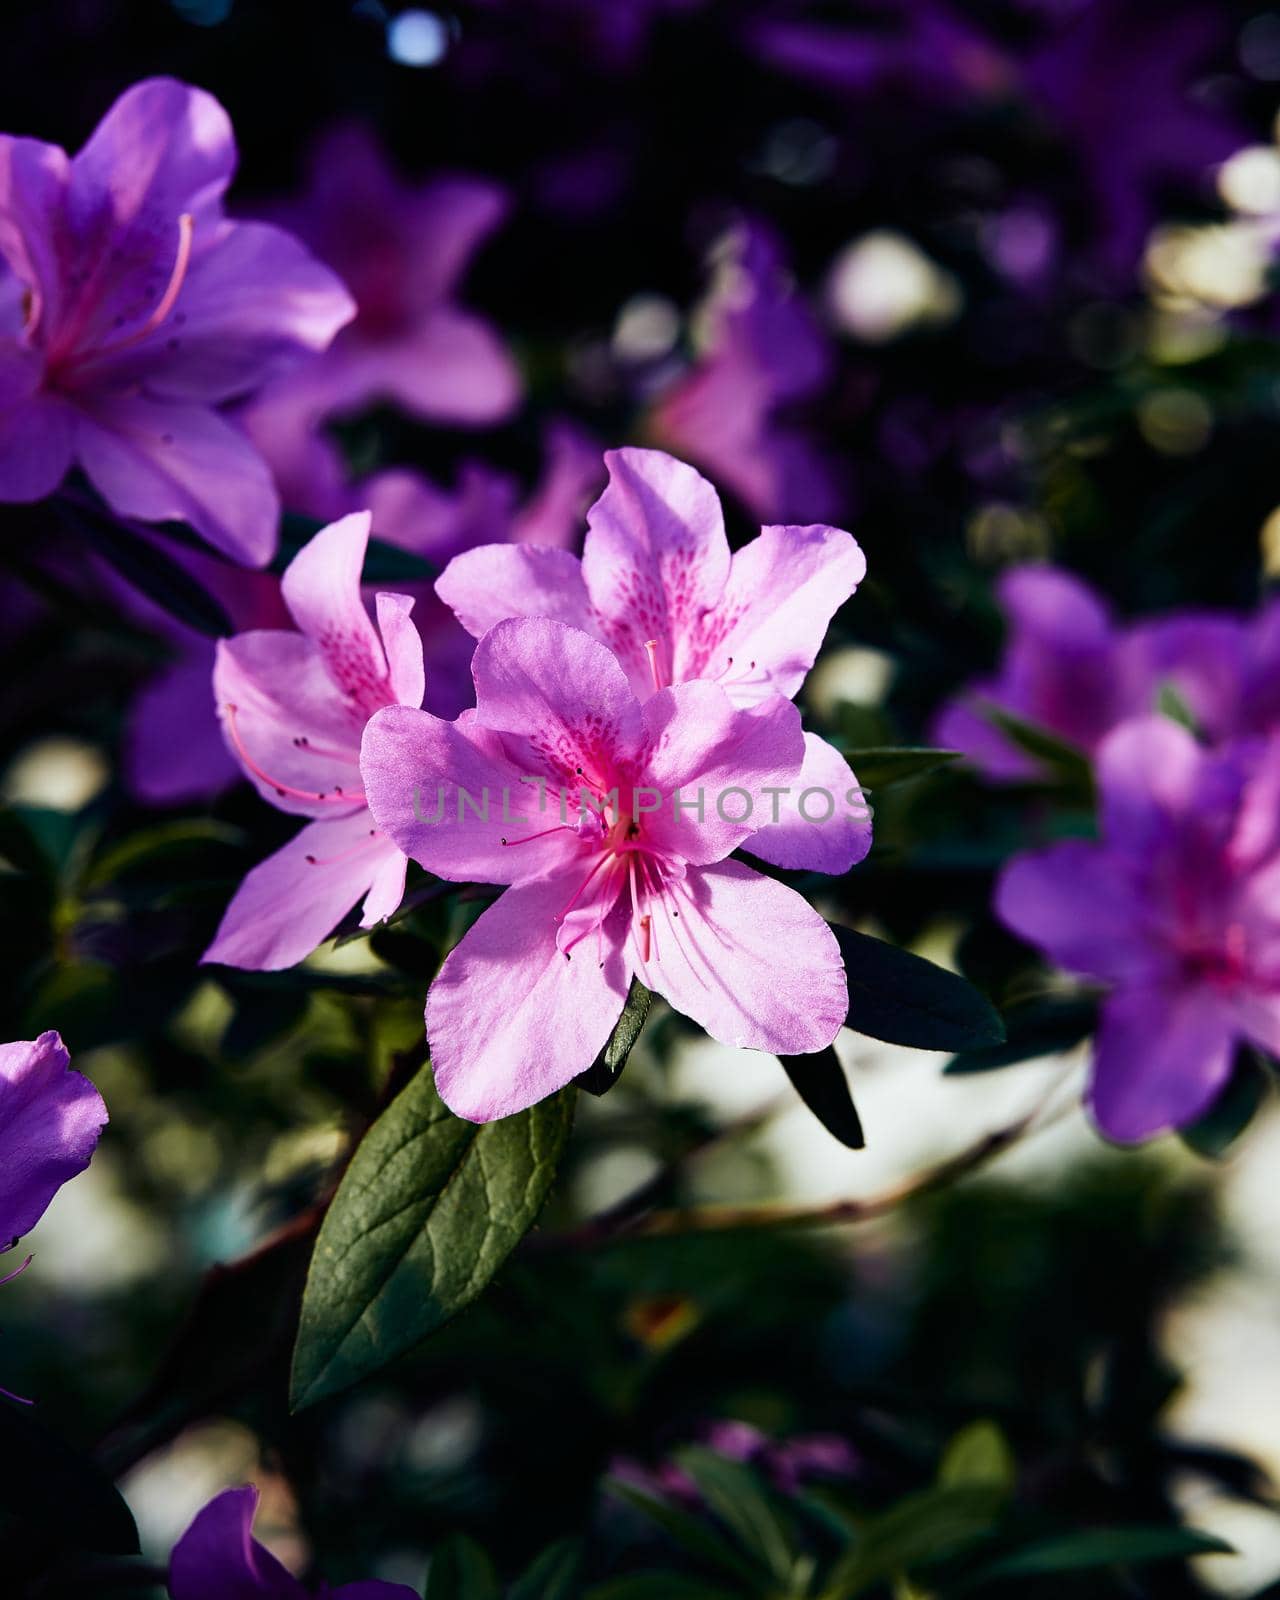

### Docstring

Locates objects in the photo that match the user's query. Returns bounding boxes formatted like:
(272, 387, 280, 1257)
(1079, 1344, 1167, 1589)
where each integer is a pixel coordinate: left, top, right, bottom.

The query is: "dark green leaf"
(946, 994, 1097, 1074)
(510, 1536, 584, 1600)
(967, 1524, 1233, 1583)
(831, 926, 1005, 1052)
(979, 705, 1094, 793)
(577, 978, 652, 1096)
(0, 1402, 139, 1555)
(1181, 1046, 1273, 1160)
(424, 1534, 500, 1600)
(291, 1066, 575, 1408)
(86, 821, 244, 890)
(585, 1577, 745, 1600)
(673, 1447, 798, 1584)
(605, 1479, 766, 1591)
(842, 747, 961, 790)
(825, 1483, 1004, 1595)
(777, 1047, 864, 1148)
(938, 1421, 1015, 1495)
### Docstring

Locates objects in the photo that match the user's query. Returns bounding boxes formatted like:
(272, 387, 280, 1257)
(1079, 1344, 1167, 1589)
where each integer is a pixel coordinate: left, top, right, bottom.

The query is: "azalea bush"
(4, 2, 1280, 1597)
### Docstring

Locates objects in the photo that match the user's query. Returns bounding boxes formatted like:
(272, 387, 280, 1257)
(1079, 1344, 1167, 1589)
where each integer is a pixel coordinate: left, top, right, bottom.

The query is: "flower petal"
(0, 1032, 107, 1245)
(168, 1485, 301, 1600)
(375, 592, 425, 711)
(641, 859, 846, 1054)
(687, 523, 865, 704)
(0, 135, 70, 328)
(640, 683, 805, 866)
(202, 813, 392, 971)
(0, 346, 74, 500)
(75, 395, 279, 566)
(427, 875, 629, 1121)
(472, 617, 648, 784)
(1089, 983, 1237, 1143)
(281, 511, 393, 711)
(581, 448, 731, 700)
(744, 731, 873, 873)
(361, 704, 582, 885)
(434, 543, 594, 641)
(1094, 716, 1212, 857)
(125, 636, 239, 805)
(350, 307, 522, 424)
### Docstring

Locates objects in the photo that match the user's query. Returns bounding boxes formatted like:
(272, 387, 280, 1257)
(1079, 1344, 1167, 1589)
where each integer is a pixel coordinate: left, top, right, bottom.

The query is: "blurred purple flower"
(648, 220, 842, 525)
(934, 566, 1280, 779)
(203, 513, 422, 971)
(436, 446, 871, 870)
(169, 1485, 418, 1600)
(0, 77, 355, 564)
(997, 719, 1280, 1141)
(0, 1030, 107, 1403)
(613, 1419, 858, 1504)
(256, 123, 521, 429)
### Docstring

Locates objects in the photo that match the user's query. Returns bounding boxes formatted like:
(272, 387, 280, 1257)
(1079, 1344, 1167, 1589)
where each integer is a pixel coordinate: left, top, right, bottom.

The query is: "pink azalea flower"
(0, 1030, 107, 1404)
(0, 78, 355, 564)
(361, 615, 851, 1121)
(169, 1485, 417, 1600)
(996, 719, 1280, 1142)
(252, 121, 521, 429)
(435, 447, 870, 873)
(647, 221, 842, 526)
(202, 512, 425, 971)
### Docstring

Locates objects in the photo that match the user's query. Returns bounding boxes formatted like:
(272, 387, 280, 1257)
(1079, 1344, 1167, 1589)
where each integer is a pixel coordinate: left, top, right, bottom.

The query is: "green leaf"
(1156, 680, 1200, 733)
(978, 705, 1094, 793)
(967, 1524, 1233, 1583)
(0, 1402, 139, 1555)
(843, 747, 961, 790)
(938, 1421, 1015, 1496)
(777, 1047, 865, 1148)
(674, 1446, 798, 1585)
(86, 820, 244, 890)
(945, 994, 1097, 1074)
(586, 1577, 745, 1600)
(577, 977, 651, 1096)
(291, 1066, 575, 1408)
(511, 1536, 584, 1600)
(424, 1533, 500, 1600)
(605, 1479, 766, 1591)
(1181, 1045, 1273, 1160)
(830, 926, 1006, 1052)
(824, 1484, 1004, 1596)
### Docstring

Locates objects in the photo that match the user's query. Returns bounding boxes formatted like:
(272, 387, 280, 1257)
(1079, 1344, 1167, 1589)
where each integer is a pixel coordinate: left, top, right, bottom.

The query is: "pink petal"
(0, 1031, 107, 1245)
(434, 544, 594, 641)
(213, 632, 367, 819)
(281, 512, 392, 708)
(428, 875, 630, 1122)
(695, 523, 866, 705)
(581, 448, 732, 700)
(1089, 984, 1237, 1143)
(471, 617, 648, 783)
(641, 859, 847, 1054)
(358, 847, 408, 929)
(374, 592, 426, 711)
(361, 704, 582, 885)
(745, 731, 873, 873)
(1094, 716, 1209, 856)
(75, 395, 279, 566)
(364, 307, 522, 424)
(168, 1485, 301, 1600)
(640, 683, 805, 866)
(202, 813, 392, 971)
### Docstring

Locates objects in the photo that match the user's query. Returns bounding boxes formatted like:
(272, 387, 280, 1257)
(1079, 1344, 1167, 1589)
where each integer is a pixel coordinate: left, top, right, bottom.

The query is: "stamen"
(501, 823, 570, 846)
(90, 213, 195, 361)
(0, 1254, 33, 1289)
(555, 851, 615, 923)
(224, 705, 365, 806)
(0, 1384, 34, 1407)
(305, 832, 383, 867)
(644, 638, 664, 694)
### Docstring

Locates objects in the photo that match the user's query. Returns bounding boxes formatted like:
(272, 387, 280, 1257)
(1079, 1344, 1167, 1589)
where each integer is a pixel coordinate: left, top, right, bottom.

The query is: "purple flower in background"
(257, 122, 521, 429)
(361, 616, 850, 1121)
(203, 513, 423, 971)
(169, 1485, 418, 1600)
(0, 1031, 107, 1403)
(648, 221, 841, 525)
(613, 1419, 858, 1505)
(436, 447, 870, 871)
(997, 719, 1280, 1142)
(932, 566, 1156, 779)
(0, 77, 354, 564)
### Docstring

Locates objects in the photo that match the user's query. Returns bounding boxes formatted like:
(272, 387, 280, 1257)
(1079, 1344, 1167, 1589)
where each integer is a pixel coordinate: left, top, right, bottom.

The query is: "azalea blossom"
(436, 446, 870, 872)
(203, 512, 424, 971)
(169, 1485, 418, 1600)
(996, 718, 1280, 1142)
(251, 120, 520, 430)
(934, 565, 1280, 779)
(0, 1030, 107, 1404)
(0, 77, 355, 564)
(361, 616, 851, 1121)
(647, 222, 841, 526)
